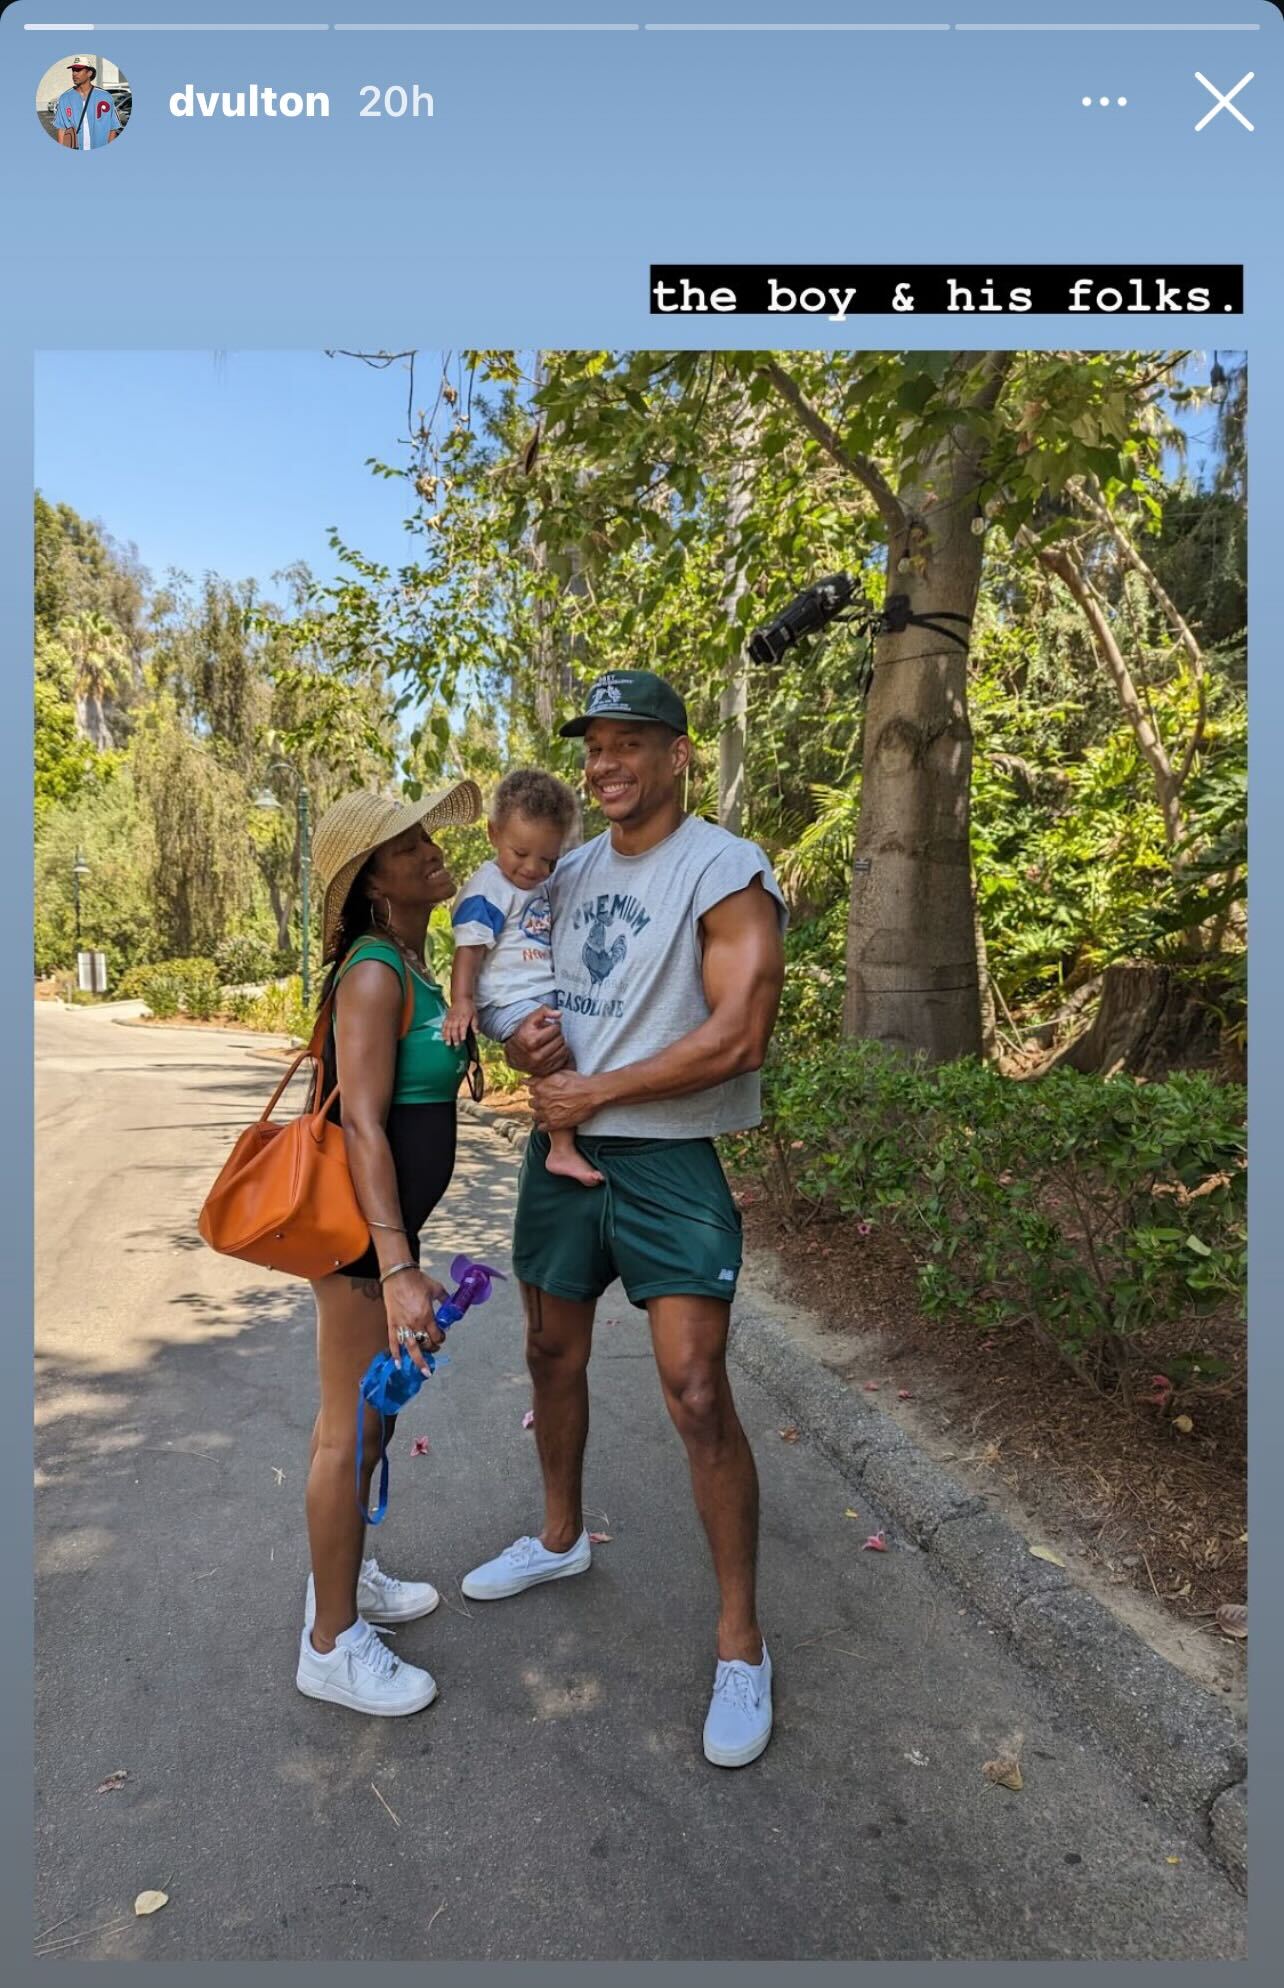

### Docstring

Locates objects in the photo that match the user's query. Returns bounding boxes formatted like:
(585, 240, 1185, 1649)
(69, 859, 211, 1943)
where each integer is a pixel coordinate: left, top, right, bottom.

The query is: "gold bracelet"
(378, 1261, 418, 1287)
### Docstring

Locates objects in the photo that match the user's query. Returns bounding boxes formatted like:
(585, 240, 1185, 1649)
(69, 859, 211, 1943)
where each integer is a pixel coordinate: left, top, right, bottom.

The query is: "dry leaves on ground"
(95, 1770, 127, 1794)
(1215, 1602, 1247, 1640)
(134, 1891, 168, 1917)
(983, 1732, 1025, 1791)
(737, 1198, 1246, 1630)
(778, 1426, 800, 1443)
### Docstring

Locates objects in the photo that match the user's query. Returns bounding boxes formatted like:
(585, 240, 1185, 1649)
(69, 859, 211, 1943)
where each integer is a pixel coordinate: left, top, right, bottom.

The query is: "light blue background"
(3, 0, 1277, 1972)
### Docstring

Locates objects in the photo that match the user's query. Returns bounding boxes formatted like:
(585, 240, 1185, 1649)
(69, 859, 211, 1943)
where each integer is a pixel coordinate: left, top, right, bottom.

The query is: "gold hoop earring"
(370, 894, 393, 933)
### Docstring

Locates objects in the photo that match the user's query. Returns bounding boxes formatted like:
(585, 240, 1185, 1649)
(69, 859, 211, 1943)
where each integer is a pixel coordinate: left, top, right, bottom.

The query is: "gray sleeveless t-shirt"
(546, 814, 787, 1140)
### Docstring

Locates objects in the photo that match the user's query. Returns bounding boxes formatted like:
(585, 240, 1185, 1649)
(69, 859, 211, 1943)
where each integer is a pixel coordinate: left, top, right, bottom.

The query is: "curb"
(459, 1096, 530, 1149)
(728, 1300, 1247, 1893)
(109, 1014, 297, 1050)
(458, 1097, 1247, 1892)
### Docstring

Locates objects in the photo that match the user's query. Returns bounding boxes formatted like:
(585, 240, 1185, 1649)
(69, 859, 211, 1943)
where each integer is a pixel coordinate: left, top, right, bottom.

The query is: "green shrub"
(478, 1036, 529, 1096)
(116, 957, 220, 1019)
(729, 1044, 1245, 1390)
(214, 933, 276, 985)
(234, 976, 312, 1041)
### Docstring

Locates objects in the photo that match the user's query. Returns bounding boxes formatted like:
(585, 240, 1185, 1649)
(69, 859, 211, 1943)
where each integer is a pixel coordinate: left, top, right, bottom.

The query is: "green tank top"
(334, 937, 467, 1105)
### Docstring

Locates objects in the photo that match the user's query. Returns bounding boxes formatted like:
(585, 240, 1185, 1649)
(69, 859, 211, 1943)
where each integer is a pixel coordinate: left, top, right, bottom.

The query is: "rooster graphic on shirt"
(582, 913, 628, 987)
(551, 888, 652, 1017)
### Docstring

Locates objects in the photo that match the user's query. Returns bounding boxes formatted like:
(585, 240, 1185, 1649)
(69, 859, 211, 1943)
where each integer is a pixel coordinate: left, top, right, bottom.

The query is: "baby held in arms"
(444, 769, 601, 1187)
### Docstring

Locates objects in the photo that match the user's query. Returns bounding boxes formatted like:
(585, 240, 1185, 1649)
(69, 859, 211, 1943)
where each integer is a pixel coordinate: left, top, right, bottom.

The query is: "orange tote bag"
(198, 973, 412, 1278)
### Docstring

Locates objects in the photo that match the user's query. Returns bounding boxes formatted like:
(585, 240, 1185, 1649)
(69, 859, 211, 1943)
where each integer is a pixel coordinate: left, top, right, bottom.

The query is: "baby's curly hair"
(492, 767, 579, 837)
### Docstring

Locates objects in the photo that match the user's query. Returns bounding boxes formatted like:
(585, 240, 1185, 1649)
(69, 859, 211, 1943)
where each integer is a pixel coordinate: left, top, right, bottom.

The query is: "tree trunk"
(1046, 961, 1232, 1079)
(75, 693, 114, 752)
(843, 450, 987, 1060)
(267, 877, 292, 953)
(759, 351, 1005, 1062)
(718, 402, 753, 835)
(529, 351, 582, 731)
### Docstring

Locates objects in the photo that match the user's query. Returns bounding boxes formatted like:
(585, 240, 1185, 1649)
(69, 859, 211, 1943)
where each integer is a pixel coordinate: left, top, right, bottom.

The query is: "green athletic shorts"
(511, 1132, 743, 1309)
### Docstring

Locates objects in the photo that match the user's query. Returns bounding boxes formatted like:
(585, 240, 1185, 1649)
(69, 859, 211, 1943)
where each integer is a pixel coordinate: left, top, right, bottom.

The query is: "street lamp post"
(72, 847, 90, 953)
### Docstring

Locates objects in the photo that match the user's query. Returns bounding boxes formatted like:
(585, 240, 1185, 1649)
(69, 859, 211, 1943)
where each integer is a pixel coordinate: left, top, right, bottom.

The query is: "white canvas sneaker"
(295, 1616, 438, 1717)
(702, 1644, 773, 1768)
(460, 1530, 592, 1601)
(304, 1557, 440, 1630)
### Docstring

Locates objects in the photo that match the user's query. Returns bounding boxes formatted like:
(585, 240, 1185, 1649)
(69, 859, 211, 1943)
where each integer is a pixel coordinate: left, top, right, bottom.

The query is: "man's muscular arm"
(529, 877, 784, 1131)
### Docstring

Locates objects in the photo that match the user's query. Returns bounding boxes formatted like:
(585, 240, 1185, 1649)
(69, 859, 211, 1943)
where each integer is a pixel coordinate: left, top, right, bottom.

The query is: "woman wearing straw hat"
(296, 778, 482, 1717)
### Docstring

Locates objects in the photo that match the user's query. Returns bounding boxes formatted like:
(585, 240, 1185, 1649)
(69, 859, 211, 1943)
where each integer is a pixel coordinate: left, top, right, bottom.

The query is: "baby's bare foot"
(544, 1140, 603, 1188)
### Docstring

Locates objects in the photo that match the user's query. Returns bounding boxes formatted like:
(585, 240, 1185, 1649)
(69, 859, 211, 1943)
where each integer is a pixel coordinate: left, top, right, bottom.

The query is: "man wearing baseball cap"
(461, 669, 788, 1769)
(53, 60, 122, 150)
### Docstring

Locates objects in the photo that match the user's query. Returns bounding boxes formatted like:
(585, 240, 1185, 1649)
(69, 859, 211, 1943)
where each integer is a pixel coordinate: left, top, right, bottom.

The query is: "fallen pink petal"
(863, 1381, 880, 1392)
(588, 1531, 612, 1545)
(522, 1409, 536, 1430)
(856, 1221, 873, 1238)
(863, 1532, 888, 1552)
(898, 1389, 914, 1400)
(410, 1436, 430, 1457)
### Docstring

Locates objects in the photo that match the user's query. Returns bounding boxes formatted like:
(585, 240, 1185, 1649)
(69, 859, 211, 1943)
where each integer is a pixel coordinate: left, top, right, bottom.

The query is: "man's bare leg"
(522, 1282, 597, 1553)
(647, 1294, 763, 1665)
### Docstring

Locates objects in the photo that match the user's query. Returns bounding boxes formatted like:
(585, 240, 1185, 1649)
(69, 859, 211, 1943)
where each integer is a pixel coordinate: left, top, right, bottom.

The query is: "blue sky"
(34, 348, 1234, 605)
(34, 349, 440, 598)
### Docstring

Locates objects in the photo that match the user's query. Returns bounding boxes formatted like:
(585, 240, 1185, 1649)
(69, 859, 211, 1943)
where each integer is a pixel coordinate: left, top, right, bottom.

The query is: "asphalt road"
(34, 1003, 1247, 1961)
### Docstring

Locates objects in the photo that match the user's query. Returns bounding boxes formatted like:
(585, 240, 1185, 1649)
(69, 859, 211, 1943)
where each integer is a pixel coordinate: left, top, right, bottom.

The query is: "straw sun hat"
(314, 780, 483, 959)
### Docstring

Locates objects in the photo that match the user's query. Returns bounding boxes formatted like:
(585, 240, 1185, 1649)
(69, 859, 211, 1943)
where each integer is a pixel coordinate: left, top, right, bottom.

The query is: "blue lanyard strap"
(356, 1401, 392, 1526)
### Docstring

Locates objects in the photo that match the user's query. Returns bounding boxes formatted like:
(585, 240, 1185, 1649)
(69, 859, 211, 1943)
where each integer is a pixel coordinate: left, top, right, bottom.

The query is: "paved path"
(34, 1004, 1246, 1961)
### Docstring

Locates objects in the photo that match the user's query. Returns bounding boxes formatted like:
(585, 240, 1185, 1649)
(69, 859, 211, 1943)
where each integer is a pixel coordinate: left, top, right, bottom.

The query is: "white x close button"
(1195, 72, 1255, 133)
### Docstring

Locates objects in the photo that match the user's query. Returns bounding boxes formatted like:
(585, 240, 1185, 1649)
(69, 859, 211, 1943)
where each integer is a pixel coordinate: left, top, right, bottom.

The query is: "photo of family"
(33, 345, 1247, 1962)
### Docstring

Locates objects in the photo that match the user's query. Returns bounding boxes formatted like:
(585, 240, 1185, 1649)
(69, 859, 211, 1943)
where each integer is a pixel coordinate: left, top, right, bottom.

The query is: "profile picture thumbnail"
(37, 53, 130, 152)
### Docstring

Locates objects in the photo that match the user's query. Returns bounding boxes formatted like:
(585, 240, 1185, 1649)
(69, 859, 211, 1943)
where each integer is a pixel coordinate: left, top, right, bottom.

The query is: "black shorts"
(336, 1101, 457, 1281)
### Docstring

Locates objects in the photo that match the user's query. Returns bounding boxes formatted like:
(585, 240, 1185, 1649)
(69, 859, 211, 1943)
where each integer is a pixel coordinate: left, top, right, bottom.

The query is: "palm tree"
(58, 611, 129, 751)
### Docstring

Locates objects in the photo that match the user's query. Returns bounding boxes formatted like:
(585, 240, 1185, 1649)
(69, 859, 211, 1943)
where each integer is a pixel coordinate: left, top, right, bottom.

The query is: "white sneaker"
(460, 1530, 592, 1601)
(703, 1644, 773, 1768)
(304, 1557, 440, 1630)
(295, 1616, 438, 1717)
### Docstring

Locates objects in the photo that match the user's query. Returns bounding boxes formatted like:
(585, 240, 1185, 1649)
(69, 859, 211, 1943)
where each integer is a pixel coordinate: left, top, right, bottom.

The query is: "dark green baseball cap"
(560, 669, 689, 738)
